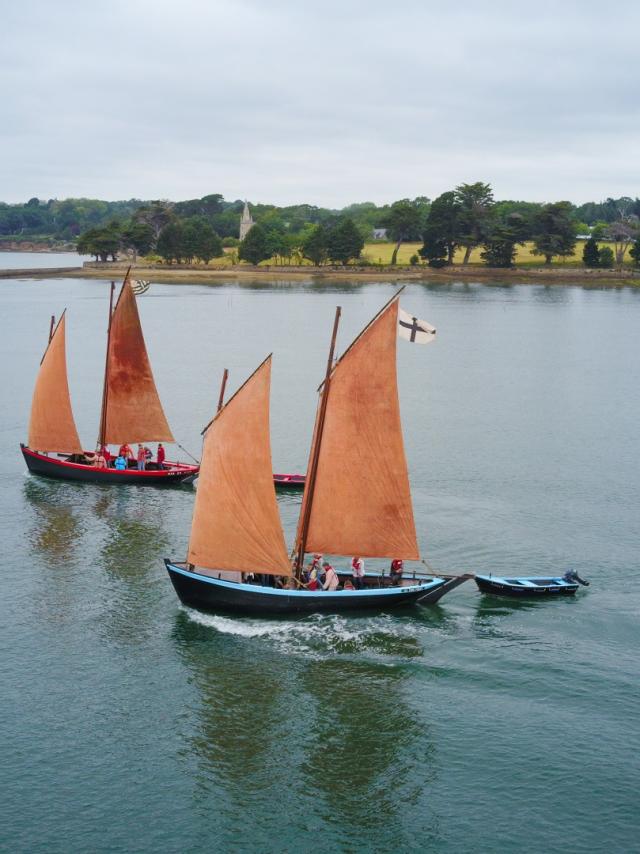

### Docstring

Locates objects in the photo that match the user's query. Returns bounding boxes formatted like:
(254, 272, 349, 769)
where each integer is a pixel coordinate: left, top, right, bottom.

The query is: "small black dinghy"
(475, 571, 589, 598)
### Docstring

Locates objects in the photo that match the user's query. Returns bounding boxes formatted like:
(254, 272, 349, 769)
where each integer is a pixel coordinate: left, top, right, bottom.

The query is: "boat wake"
(181, 607, 425, 659)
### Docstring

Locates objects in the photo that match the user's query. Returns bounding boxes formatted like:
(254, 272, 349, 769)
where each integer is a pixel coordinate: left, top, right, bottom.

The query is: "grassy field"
(143, 239, 633, 268)
(361, 240, 634, 267)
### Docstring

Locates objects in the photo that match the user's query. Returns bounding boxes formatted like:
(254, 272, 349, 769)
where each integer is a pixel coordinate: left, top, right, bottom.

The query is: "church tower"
(239, 201, 254, 240)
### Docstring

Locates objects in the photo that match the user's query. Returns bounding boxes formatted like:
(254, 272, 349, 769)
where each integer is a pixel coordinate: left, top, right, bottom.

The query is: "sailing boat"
(21, 274, 199, 485)
(164, 294, 471, 614)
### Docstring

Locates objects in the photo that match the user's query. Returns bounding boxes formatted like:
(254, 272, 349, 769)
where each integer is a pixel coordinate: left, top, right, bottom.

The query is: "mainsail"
(298, 299, 419, 560)
(28, 313, 83, 454)
(100, 280, 174, 445)
(187, 356, 291, 575)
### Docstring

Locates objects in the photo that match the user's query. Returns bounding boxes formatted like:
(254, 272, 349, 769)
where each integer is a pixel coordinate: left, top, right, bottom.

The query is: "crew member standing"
(389, 559, 404, 586)
(351, 556, 365, 590)
(136, 444, 147, 471)
(157, 443, 166, 470)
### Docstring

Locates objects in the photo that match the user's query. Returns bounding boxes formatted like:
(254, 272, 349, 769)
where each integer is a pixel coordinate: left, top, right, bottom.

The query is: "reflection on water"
(171, 609, 440, 848)
(23, 478, 83, 565)
(301, 657, 435, 838)
(93, 489, 169, 580)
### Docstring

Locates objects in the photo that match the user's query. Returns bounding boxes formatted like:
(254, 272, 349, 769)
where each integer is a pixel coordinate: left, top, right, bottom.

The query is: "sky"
(1, 0, 638, 207)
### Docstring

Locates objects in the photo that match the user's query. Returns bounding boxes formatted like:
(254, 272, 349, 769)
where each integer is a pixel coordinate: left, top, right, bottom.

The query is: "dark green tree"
(598, 245, 614, 267)
(454, 182, 494, 264)
(121, 221, 155, 259)
(420, 192, 460, 265)
(531, 202, 577, 264)
(384, 199, 424, 265)
(76, 222, 122, 262)
(481, 212, 528, 268)
(238, 223, 273, 265)
(301, 224, 329, 266)
(418, 235, 448, 267)
(156, 222, 185, 263)
(629, 239, 640, 267)
(582, 236, 601, 268)
(326, 218, 364, 264)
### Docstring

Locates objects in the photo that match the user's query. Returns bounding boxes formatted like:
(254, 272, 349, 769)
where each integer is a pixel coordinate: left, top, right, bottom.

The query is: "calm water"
(1, 276, 639, 853)
(0, 250, 86, 269)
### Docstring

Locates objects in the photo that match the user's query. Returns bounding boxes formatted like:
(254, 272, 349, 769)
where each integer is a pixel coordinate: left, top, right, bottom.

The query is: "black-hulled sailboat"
(165, 294, 471, 615)
(21, 275, 199, 485)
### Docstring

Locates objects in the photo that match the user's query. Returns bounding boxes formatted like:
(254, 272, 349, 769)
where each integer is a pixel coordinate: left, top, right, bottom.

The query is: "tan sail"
(188, 356, 291, 575)
(300, 299, 419, 560)
(102, 280, 174, 445)
(28, 313, 83, 454)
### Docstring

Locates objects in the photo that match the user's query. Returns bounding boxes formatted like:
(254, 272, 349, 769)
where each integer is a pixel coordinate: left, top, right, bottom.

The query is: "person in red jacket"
(389, 559, 404, 586)
(157, 443, 166, 470)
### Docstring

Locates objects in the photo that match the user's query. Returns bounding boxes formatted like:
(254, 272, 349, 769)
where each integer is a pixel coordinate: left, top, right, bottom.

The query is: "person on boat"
(389, 559, 404, 586)
(114, 454, 127, 471)
(307, 568, 321, 591)
(322, 562, 339, 591)
(137, 444, 146, 471)
(351, 556, 365, 590)
(119, 443, 134, 461)
(343, 578, 355, 591)
(144, 445, 153, 462)
(94, 450, 107, 468)
(563, 568, 590, 586)
(157, 443, 166, 470)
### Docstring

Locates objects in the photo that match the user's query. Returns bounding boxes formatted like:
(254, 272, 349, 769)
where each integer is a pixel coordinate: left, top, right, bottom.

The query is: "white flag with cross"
(398, 308, 436, 344)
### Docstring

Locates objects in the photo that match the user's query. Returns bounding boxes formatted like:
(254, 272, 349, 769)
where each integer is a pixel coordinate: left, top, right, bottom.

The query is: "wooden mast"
(97, 281, 116, 449)
(217, 368, 229, 413)
(48, 315, 55, 344)
(295, 306, 341, 576)
(200, 368, 229, 436)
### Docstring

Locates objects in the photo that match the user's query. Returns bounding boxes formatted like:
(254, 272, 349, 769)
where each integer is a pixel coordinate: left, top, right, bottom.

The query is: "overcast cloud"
(1, 0, 638, 206)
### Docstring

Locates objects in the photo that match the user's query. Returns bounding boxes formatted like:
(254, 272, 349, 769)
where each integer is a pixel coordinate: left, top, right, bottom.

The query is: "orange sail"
(101, 280, 174, 445)
(188, 356, 291, 575)
(28, 313, 83, 454)
(299, 299, 419, 560)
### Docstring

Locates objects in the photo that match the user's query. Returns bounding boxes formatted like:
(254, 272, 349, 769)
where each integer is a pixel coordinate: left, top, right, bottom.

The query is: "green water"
(1, 277, 638, 852)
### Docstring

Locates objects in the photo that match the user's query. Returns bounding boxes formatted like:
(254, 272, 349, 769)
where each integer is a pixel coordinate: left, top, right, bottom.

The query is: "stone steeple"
(239, 201, 254, 240)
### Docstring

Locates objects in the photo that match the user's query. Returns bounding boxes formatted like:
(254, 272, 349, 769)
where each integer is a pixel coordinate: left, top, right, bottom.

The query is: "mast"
(200, 369, 229, 437)
(217, 368, 229, 413)
(294, 306, 341, 575)
(97, 281, 116, 448)
(48, 315, 55, 345)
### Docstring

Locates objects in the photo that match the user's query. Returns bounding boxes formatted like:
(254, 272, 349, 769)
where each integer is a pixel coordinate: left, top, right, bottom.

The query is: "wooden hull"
(273, 473, 305, 491)
(21, 445, 198, 486)
(475, 575, 579, 598)
(165, 560, 471, 615)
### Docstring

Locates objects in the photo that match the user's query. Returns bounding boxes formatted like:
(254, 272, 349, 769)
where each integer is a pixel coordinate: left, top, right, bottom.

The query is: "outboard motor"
(563, 569, 590, 586)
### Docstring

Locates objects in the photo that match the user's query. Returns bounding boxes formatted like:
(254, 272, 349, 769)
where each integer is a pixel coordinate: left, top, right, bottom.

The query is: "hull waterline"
(165, 560, 471, 615)
(21, 445, 198, 486)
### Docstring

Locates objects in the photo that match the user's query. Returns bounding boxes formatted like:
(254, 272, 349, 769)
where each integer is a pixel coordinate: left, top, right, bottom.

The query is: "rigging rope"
(176, 442, 200, 465)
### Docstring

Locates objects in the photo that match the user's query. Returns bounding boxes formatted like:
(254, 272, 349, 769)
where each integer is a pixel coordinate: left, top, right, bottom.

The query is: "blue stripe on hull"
(164, 561, 450, 615)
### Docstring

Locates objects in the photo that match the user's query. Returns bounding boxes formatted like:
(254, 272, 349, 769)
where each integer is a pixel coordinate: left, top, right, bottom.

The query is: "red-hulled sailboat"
(165, 294, 471, 614)
(21, 275, 199, 485)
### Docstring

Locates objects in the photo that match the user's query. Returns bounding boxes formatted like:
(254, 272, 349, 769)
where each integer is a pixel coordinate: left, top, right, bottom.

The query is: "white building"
(239, 201, 255, 240)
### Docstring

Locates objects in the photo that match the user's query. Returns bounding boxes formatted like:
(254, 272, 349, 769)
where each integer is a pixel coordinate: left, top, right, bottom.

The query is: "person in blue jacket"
(114, 454, 127, 471)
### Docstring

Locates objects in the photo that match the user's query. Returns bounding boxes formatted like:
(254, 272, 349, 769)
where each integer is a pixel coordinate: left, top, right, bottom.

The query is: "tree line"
(3, 190, 639, 268)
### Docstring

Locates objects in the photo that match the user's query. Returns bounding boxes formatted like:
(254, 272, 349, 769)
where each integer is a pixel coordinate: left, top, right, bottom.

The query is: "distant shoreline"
(1, 258, 638, 287)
